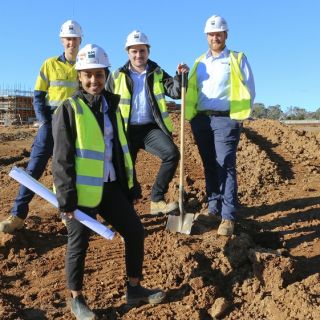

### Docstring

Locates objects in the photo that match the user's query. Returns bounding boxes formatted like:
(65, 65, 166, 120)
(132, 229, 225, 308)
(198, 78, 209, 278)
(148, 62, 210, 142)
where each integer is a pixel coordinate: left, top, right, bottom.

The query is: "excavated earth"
(0, 117, 319, 320)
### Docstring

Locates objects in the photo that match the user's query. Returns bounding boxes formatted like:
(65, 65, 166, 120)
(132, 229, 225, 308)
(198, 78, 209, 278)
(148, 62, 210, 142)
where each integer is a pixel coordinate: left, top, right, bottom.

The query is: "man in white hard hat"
(0, 20, 82, 233)
(53, 44, 165, 319)
(106, 30, 189, 215)
(186, 15, 255, 236)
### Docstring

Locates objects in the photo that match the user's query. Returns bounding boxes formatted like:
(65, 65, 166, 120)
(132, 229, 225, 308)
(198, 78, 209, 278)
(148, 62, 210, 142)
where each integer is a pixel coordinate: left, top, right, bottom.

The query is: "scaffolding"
(0, 86, 180, 125)
(0, 85, 35, 125)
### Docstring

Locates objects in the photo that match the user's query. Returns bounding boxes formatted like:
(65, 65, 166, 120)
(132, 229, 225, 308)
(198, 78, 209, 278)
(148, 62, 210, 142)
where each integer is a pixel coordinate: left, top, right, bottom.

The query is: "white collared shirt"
(102, 96, 116, 182)
(197, 47, 255, 111)
(129, 66, 154, 125)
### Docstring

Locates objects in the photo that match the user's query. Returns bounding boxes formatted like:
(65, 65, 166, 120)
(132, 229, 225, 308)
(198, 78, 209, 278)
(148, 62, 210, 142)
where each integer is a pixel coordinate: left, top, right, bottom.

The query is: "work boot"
(126, 282, 166, 306)
(217, 219, 235, 236)
(61, 217, 67, 227)
(150, 200, 178, 215)
(195, 209, 221, 227)
(0, 215, 24, 234)
(70, 295, 96, 320)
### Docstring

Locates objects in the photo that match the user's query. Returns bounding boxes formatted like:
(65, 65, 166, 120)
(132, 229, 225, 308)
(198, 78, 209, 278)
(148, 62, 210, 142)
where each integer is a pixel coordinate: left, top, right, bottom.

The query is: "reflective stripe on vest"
(113, 69, 173, 132)
(185, 54, 205, 121)
(67, 97, 134, 207)
(153, 69, 173, 132)
(229, 52, 251, 120)
(113, 72, 131, 130)
(115, 108, 134, 189)
(185, 51, 251, 121)
(35, 57, 78, 110)
(68, 97, 105, 207)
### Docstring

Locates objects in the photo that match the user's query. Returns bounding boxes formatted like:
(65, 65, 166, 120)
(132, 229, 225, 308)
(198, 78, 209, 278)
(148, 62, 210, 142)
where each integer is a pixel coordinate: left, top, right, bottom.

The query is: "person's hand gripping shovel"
(166, 69, 195, 234)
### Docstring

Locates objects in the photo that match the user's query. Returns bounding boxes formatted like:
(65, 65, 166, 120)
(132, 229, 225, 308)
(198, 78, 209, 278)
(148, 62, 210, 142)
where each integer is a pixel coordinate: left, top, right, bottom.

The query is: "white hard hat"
(204, 15, 228, 33)
(125, 30, 150, 49)
(59, 20, 83, 38)
(75, 44, 111, 70)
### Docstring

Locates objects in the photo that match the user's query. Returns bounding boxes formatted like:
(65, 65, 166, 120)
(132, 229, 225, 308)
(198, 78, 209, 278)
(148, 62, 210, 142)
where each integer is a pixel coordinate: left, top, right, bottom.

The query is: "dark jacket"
(52, 89, 133, 212)
(106, 59, 182, 137)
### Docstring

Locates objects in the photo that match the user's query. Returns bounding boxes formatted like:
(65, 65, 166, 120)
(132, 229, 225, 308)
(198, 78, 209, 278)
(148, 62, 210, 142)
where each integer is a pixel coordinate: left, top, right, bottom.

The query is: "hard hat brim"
(125, 43, 151, 50)
(204, 28, 228, 33)
(75, 64, 110, 70)
(60, 34, 82, 38)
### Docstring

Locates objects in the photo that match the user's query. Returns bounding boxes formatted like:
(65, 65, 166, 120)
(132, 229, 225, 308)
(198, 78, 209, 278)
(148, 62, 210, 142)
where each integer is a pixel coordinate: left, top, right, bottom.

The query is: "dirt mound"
(0, 118, 319, 319)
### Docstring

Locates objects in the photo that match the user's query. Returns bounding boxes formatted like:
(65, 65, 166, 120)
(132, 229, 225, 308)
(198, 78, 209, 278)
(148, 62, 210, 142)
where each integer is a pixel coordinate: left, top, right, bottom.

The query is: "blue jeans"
(12, 121, 54, 219)
(129, 124, 180, 202)
(190, 114, 241, 220)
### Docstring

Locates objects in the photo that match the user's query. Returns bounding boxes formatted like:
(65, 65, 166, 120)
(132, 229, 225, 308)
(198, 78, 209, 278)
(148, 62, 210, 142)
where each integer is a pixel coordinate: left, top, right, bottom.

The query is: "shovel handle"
(179, 72, 188, 204)
(181, 72, 188, 89)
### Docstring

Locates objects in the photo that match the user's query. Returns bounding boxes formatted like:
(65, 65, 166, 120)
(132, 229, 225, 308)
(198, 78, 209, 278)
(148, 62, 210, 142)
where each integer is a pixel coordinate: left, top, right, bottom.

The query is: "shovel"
(166, 72, 195, 234)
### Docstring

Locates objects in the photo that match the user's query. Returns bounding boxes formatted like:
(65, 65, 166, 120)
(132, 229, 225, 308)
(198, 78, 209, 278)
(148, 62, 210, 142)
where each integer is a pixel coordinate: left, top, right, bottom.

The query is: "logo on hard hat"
(211, 21, 216, 26)
(133, 33, 139, 39)
(88, 51, 96, 58)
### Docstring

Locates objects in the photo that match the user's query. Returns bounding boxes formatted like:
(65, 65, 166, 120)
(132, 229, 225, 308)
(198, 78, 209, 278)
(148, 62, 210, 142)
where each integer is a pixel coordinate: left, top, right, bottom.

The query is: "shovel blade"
(165, 211, 182, 233)
(180, 213, 195, 234)
(165, 210, 195, 234)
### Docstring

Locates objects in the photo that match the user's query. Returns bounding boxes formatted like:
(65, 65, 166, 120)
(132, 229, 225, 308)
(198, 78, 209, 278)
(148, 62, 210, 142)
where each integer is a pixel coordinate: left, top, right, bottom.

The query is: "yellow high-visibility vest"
(67, 97, 134, 207)
(185, 51, 251, 121)
(113, 70, 173, 132)
(35, 57, 78, 110)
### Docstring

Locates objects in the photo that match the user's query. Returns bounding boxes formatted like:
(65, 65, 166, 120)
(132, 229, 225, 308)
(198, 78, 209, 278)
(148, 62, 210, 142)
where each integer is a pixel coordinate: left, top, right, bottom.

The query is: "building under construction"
(0, 86, 35, 125)
(0, 86, 181, 126)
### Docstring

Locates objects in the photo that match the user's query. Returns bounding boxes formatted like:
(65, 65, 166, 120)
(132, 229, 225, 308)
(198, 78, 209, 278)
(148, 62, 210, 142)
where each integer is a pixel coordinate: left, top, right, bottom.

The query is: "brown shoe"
(195, 210, 220, 226)
(0, 215, 25, 234)
(217, 219, 234, 236)
(61, 217, 67, 227)
(150, 200, 178, 215)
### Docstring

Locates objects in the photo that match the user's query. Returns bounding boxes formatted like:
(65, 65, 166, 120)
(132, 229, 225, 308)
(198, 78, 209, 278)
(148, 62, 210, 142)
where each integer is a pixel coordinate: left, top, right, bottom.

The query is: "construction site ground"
(0, 117, 319, 320)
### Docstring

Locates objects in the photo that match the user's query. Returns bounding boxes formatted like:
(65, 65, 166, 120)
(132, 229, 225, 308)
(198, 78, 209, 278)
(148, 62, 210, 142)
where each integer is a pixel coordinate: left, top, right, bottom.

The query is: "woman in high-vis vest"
(188, 15, 255, 237)
(52, 44, 165, 320)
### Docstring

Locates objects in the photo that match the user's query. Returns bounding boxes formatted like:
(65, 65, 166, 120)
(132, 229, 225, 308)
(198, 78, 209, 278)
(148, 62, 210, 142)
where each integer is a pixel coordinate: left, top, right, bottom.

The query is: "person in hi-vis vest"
(0, 20, 82, 234)
(106, 30, 189, 216)
(52, 44, 165, 320)
(188, 15, 255, 236)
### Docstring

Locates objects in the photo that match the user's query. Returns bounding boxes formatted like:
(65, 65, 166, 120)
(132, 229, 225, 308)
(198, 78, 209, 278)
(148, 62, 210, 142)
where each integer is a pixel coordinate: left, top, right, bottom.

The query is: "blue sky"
(1, 0, 319, 111)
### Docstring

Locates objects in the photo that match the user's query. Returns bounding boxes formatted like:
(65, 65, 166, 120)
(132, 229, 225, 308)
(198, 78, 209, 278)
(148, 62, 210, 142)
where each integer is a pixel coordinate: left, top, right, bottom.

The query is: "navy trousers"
(12, 121, 53, 219)
(190, 114, 241, 220)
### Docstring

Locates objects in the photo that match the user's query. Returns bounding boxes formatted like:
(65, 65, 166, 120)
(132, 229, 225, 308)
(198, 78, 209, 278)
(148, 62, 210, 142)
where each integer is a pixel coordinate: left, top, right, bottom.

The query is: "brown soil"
(0, 117, 319, 320)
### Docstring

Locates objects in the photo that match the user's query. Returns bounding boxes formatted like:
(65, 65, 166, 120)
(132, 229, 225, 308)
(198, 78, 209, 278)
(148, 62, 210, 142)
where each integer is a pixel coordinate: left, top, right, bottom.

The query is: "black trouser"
(65, 181, 144, 291)
(129, 123, 180, 202)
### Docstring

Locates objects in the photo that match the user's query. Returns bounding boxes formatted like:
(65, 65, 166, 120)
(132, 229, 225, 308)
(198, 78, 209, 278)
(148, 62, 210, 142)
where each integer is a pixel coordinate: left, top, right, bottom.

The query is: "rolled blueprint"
(9, 167, 114, 240)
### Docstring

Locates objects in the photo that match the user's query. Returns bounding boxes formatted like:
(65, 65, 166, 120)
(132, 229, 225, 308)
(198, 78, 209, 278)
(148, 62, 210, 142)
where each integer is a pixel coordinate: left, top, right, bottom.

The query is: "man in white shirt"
(107, 30, 189, 215)
(186, 15, 255, 236)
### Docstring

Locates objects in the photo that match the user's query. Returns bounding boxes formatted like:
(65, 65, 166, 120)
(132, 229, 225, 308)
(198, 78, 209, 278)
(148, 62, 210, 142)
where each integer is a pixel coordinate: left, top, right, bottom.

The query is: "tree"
(313, 108, 320, 120)
(252, 103, 268, 118)
(285, 106, 308, 120)
(267, 104, 283, 120)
